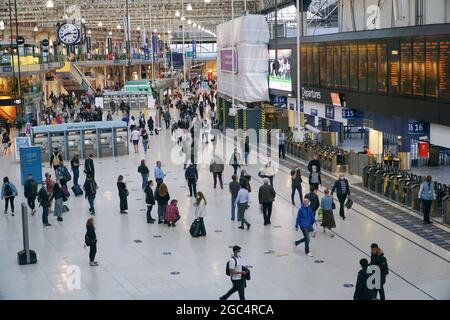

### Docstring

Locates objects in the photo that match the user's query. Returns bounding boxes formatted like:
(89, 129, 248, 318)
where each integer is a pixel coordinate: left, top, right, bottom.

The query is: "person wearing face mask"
(308, 165, 321, 191)
(331, 174, 351, 220)
(220, 245, 249, 301)
(294, 198, 316, 257)
(418, 175, 435, 224)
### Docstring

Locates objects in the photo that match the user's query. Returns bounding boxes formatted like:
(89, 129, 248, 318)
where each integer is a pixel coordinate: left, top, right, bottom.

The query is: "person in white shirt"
(202, 119, 210, 143)
(220, 245, 248, 301)
(130, 128, 140, 153)
(259, 160, 276, 186)
(235, 183, 251, 230)
(193, 191, 207, 236)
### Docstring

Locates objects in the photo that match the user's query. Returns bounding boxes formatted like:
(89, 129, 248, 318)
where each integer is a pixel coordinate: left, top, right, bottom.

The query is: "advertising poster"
(19, 146, 42, 185)
(269, 49, 292, 92)
(14, 136, 31, 161)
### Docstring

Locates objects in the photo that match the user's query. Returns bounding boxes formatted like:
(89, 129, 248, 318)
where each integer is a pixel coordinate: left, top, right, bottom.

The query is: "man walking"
(209, 154, 224, 189)
(418, 175, 435, 224)
(24, 174, 38, 216)
(369, 243, 389, 300)
(70, 153, 81, 186)
(83, 177, 98, 215)
(235, 182, 251, 230)
(258, 178, 276, 225)
(278, 129, 286, 160)
(84, 154, 95, 179)
(331, 174, 351, 220)
(219, 246, 248, 301)
(294, 198, 316, 257)
(229, 175, 240, 221)
(37, 184, 52, 227)
(50, 148, 63, 178)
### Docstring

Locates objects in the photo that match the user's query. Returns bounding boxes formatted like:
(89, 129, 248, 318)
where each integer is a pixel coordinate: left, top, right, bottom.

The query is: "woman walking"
(117, 175, 129, 214)
(144, 180, 156, 223)
(320, 188, 336, 237)
(137, 159, 150, 190)
(84, 218, 98, 266)
(1, 177, 18, 216)
(141, 128, 149, 154)
(52, 183, 65, 222)
(291, 168, 303, 206)
(193, 192, 207, 236)
(155, 182, 170, 224)
(308, 165, 321, 191)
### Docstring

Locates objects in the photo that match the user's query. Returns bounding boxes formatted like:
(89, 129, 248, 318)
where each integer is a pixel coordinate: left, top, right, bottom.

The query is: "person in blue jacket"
(294, 198, 316, 257)
(1, 177, 18, 216)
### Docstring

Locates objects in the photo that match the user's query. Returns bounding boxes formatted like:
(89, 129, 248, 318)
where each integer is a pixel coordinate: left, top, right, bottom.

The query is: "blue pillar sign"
(192, 40, 196, 59)
(144, 37, 150, 61)
(19, 146, 42, 185)
(152, 33, 158, 62)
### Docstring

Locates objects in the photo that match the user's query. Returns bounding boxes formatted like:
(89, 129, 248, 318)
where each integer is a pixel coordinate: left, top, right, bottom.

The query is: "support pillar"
(104, 66, 107, 89)
(368, 129, 383, 164)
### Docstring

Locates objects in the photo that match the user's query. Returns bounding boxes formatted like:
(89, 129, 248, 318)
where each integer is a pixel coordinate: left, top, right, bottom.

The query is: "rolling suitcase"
(189, 219, 201, 237)
(71, 185, 83, 197)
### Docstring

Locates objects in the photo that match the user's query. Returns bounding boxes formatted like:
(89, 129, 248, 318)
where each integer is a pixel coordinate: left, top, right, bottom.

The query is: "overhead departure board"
(313, 45, 320, 86)
(358, 43, 367, 92)
(349, 44, 358, 90)
(377, 43, 387, 94)
(319, 45, 327, 88)
(367, 43, 377, 93)
(400, 41, 412, 95)
(326, 46, 334, 88)
(341, 44, 350, 89)
(439, 40, 450, 101)
(425, 40, 438, 98)
(333, 45, 341, 88)
(412, 39, 425, 97)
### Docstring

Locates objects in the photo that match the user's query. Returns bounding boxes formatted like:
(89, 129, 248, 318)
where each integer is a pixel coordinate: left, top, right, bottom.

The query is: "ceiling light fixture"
(116, 24, 121, 29)
(153, 28, 157, 33)
(108, 31, 112, 36)
(193, 22, 197, 27)
(175, 10, 180, 17)
(187, 3, 192, 11)
(0, 20, 5, 30)
(87, 30, 91, 35)
(198, 25, 201, 30)
(205, 0, 211, 3)
(136, 26, 140, 31)
(34, 26, 38, 32)
(187, 19, 192, 25)
(98, 21, 103, 27)
(181, 16, 185, 21)
(46, 0, 54, 8)
(81, 18, 86, 23)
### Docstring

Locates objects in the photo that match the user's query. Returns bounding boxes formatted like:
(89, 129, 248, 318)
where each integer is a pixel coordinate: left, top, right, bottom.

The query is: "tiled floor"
(0, 112, 449, 300)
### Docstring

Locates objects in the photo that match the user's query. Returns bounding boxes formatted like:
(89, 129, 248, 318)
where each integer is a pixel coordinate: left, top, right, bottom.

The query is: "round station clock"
(57, 23, 81, 45)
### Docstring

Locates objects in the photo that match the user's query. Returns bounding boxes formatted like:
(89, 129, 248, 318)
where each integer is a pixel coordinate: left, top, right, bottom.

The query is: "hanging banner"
(418, 141, 429, 158)
(192, 40, 197, 59)
(107, 37, 113, 60)
(152, 33, 158, 61)
(220, 47, 238, 73)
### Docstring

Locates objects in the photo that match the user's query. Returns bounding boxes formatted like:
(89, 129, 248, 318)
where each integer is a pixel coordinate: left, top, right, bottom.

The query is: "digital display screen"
(269, 49, 292, 92)
(330, 92, 341, 106)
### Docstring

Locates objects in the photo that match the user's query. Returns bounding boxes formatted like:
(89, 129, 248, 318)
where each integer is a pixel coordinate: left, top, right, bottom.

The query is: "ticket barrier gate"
(443, 195, 450, 225)
(363, 166, 372, 188)
(410, 183, 421, 210)
(367, 166, 378, 191)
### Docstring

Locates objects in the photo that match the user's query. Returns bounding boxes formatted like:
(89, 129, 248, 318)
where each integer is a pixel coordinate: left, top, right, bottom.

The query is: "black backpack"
(4, 183, 13, 197)
(225, 257, 237, 276)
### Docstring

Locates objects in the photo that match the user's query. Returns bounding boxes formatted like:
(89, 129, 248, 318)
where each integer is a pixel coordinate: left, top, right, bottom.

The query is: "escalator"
(53, 61, 96, 95)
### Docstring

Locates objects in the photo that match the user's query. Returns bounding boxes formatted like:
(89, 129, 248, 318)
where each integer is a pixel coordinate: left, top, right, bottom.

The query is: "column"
(104, 66, 107, 89)
(398, 136, 411, 171)
(122, 65, 126, 85)
(368, 129, 383, 163)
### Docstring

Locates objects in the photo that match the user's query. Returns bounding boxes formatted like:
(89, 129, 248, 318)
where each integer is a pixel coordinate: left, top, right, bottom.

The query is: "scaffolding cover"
(216, 15, 270, 103)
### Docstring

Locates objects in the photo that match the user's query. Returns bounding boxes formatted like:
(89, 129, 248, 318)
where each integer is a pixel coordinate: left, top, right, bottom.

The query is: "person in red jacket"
(164, 199, 180, 227)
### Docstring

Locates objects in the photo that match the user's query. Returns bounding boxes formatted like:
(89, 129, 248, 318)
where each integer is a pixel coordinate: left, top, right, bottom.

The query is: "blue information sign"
(270, 95, 287, 106)
(408, 121, 430, 135)
(325, 105, 335, 120)
(310, 108, 318, 116)
(342, 108, 364, 119)
(19, 146, 42, 185)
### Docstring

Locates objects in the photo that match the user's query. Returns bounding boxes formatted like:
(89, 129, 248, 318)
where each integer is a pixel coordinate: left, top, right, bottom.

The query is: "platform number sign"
(342, 108, 363, 119)
(408, 121, 429, 135)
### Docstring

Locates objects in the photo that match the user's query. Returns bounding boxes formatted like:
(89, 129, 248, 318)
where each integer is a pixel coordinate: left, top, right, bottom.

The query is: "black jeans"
(73, 168, 79, 186)
(296, 227, 310, 254)
(221, 279, 245, 300)
(262, 202, 273, 224)
(421, 199, 432, 222)
(188, 179, 197, 197)
(4, 197, 14, 212)
(213, 172, 223, 188)
(165, 120, 170, 129)
(376, 284, 385, 300)
(119, 194, 128, 211)
(197, 217, 206, 236)
(27, 195, 36, 211)
(279, 144, 285, 159)
(89, 242, 97, 262)
(232, 164, 239, 175)
(87, 194, 95, 213)
(238, 203, 250, 228)
(291, 185, 303, 204)
(42, 206, 49, 225)
(337, 193, 347, 218)
(146, 205, 154, 222)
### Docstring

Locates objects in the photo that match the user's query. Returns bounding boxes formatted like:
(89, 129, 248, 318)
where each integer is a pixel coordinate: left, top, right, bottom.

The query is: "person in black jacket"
(370, 243, 389, 300)
(185, 163, 198, 197)
(24, 174, 38, 215)
(155, 182, 170, 224)
(83, 177, 98, 215)
(138, 159, 150, 190)
(304, 187, 320, 237)
(331, 174, 351, 220)
(307, 154, 321, 173)
(84, 154, 95, 179)
(353, 258, 377, 300)
(144, 180, 156, 223)
(117, 175, 128, 214)
(37, 184, 52, 227)
(85, 218, 98, 266)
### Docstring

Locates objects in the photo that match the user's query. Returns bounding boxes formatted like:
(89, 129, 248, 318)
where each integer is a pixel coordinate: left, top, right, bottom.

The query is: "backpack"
(52, 153, 61, 167)
(4, 183, 13, 197)
(226, 257, 237, 276)
(63, 167, 71, 181)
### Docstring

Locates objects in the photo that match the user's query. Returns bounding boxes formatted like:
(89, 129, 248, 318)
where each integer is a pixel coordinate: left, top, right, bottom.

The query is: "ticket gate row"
(31, 122, 129, 162)
(363, 164, 450, 225)
(285, 135, 349, 173)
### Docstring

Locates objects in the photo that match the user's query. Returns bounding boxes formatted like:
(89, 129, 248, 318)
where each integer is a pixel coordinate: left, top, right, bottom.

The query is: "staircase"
(54, 61, 96, 95)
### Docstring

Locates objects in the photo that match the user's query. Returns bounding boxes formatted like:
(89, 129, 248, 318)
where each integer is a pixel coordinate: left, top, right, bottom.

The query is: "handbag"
(345, 198, 353, 209)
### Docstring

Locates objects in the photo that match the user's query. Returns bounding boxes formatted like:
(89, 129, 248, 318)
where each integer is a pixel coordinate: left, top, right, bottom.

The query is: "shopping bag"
(345, 198, 353, 209)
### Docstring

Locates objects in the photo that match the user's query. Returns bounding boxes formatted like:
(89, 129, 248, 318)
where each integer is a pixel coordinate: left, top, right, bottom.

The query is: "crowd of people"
(1, 77, 396, 300)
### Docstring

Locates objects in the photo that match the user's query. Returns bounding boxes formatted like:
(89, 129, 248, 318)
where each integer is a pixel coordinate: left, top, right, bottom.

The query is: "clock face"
(57, 23, 81, 45)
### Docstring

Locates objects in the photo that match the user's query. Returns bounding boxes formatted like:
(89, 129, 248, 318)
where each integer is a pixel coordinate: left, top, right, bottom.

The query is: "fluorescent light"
(0, 20, 5, 30)
(98, 21, 103, 27)
(193, 22, 197, 27)
(205, 0, 211, 3)
(175, 10, 180, 17)
(116, 24, 121, 29)
(46, 0, 54, 8)
(34, 26, 38, 32)
(181, 16, 185, 21)
(188, 19, 192, 25)
(187, 3, 192, 11)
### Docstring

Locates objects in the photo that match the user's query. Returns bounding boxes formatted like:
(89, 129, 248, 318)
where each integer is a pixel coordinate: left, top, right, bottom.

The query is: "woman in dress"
(320, 188, 336, 237)
(117, 175, 129, 214)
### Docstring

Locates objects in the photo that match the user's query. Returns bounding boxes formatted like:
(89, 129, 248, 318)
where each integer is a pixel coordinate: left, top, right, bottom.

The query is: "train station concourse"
(0, 0, 449, 306)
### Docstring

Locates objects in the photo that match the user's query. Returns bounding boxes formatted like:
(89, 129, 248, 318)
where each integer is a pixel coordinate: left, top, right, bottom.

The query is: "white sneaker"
(306, 253, 314, 257)
(89, 261, 99, 266)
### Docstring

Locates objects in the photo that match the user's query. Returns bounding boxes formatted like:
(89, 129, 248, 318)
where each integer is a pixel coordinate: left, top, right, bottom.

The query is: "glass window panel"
(313, 45, 320, 86)
(358, 43, 367, 92)
(326, 46, 334, 88)
(319, 45, 327, 87)
(307, 45, 313, 86)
